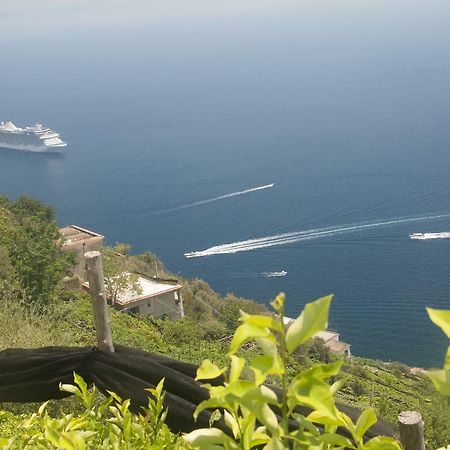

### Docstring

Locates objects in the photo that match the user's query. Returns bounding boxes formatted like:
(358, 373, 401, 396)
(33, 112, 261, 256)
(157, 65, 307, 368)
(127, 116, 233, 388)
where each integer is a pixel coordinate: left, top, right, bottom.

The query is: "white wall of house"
(129, 290, 184, 320)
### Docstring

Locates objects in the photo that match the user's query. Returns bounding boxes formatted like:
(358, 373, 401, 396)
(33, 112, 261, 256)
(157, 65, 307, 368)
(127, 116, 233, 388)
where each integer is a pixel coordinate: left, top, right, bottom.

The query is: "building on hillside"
(83, 273, 184, 321)
(59, 225, 104, 281)
(283, 316, 351, 358)
(314, 330, 351, 358)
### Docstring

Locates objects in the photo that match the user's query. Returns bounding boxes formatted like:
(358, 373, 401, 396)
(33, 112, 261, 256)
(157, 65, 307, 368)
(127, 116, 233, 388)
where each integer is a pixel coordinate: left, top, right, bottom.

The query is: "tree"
(101, 245, 142, 305)
(0, 196, 73, 307)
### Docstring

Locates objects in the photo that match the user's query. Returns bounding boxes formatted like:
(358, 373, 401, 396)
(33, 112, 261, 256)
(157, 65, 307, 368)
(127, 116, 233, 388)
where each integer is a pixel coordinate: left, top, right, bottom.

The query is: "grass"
(1, 251, 449, 448)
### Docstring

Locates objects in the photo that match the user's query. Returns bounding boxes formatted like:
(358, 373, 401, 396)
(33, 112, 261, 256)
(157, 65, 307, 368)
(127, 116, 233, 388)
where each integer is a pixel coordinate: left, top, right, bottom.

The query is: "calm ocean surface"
(1, 0, 450, 367)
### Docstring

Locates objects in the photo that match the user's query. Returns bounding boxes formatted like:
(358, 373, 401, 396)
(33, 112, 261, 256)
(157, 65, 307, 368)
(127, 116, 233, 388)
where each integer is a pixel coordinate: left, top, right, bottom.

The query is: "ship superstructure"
(0, 121, 67, 152)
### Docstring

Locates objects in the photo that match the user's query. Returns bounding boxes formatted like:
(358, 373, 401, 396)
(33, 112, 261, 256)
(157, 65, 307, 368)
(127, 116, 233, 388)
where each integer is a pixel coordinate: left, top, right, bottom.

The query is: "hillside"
(0, 196, 449, 447)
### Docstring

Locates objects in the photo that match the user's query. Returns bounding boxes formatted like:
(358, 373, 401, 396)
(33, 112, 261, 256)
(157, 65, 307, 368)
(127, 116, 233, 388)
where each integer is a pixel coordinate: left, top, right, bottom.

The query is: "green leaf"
(196, 360, 226, 381)
(256, 336, 279, 357)
(427, 368, 450, 396)
(229, 355, 245, 383)
(354, 408, 377, 443)
(224, 410, 240, 439)
(251, 354, 284, 385)
(285, 295, 333, 354)
(228, 322, 272, 355)
(242, 400, 279, 433)
(240, 313, 282, 332)
(259, 385, 279, 404)
(364, 436, 403, 449)
(59, 383, 81, 396)
(427, 308, 450, 338)
(298, 360, 343, 382)
(320, 432, 355, 448)
(263, 436, 285, 450)
(38, 400, 50, 415)
(155, 377, 165, 396)
(194, 398, 227, 421)
(270, 293, 285, 315)
(289, 379, 339, 424)
(73, 372, 88, 397)
(330, 376, 348, 395)
(184, 428, 229, 446)
(445, 346, 450, 370)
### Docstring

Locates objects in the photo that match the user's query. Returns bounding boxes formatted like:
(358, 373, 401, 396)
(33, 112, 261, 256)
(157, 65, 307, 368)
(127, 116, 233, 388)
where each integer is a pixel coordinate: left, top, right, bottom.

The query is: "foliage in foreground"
(0, 374, 186, 450)
(426, 307, 450, 397)
(185, 294, 402, 450)
(1, 294, 450, 449)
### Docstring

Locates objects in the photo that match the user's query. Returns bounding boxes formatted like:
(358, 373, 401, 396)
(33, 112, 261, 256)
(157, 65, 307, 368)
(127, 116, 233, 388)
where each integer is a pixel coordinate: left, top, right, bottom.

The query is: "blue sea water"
(1, 0, 450, 367)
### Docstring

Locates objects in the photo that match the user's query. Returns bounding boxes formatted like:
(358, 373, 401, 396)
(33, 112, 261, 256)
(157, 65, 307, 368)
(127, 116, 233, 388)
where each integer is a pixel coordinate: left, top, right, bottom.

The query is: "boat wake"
(152, 183, 274, 214)
(185, 212, 450, 258)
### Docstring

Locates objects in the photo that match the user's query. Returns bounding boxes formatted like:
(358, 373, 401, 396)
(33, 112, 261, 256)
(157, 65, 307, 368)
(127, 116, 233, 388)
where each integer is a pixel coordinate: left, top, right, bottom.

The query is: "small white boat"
(410, 232, 450, 240)
(262, 270, 288, 278)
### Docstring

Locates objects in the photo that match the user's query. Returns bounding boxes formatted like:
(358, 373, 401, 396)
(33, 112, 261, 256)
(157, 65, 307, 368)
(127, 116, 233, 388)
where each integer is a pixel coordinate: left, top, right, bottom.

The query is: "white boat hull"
(410, 232, 450, 240)
(0, 142, 67, 153)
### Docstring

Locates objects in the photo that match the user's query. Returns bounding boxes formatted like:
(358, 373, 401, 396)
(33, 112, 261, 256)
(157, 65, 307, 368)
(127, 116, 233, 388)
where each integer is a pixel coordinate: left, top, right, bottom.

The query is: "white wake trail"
(185, 212, 450, 258)
(152, 183, 274, 214)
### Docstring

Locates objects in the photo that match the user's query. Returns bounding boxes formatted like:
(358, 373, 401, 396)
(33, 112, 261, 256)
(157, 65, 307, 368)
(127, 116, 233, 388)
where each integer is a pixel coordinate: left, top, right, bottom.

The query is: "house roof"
(83, 273, 182, 307)
(116, 275, 182, 306)
(60, 225, 104, 247)
(314, 330, 340, 343)
(325, 340, 351, 354)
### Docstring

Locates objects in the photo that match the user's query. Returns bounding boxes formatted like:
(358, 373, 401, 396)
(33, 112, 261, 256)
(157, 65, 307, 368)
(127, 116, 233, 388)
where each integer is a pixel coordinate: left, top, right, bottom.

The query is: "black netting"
(0, 344, 397, 438)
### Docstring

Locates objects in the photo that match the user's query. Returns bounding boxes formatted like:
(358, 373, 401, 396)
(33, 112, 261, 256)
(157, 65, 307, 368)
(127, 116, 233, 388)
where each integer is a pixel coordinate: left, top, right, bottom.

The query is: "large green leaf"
(229, 355, 245, 383)
(364, 436, 403, 449)
(295, 360, 343, 382)
(427, 308, 450, 338)
(184, 428, 233, 448)
(240, 312, 282, 332)
(354, 408, 377, 443)
(288, 376, 339, 423)
(228, 322, 272, 355)
(319, 432, 354, 448)
(285, 295, 333, 354)
(445, 346, 450, 370)
(427, 368, 450, 396)
(196, 360, 226, 381)
(224, 410, 239, 439)
(194, 398, 228, 421)
(251, 355, 284, 385)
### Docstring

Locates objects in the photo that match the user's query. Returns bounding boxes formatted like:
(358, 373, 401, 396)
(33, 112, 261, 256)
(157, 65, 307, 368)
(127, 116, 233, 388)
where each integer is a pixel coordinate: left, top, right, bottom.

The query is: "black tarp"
(0, 344, 397, 439)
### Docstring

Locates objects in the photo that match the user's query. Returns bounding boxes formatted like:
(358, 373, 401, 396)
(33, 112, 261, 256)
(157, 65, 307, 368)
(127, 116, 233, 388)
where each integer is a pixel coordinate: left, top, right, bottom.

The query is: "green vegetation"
(0, 196, 73, 307)
(0, 197, 449, 448)
(0, 374, 187, 449)
(186, 294, 402, 449)
(101, 244, 142, 305)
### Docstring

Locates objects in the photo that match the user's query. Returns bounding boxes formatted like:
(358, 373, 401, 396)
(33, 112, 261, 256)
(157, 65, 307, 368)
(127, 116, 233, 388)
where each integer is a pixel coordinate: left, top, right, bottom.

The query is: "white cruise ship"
(0, 121, 67, 152)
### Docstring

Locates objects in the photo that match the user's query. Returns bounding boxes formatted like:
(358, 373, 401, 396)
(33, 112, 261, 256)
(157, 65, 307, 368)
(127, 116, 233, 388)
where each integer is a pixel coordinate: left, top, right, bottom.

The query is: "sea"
(1, 0, 450, 367)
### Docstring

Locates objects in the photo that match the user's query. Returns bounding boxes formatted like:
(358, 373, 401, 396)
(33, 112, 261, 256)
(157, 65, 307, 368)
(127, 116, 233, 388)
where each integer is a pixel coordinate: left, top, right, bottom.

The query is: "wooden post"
(84, 251, 114, 353)
(398, 411, 425, 450)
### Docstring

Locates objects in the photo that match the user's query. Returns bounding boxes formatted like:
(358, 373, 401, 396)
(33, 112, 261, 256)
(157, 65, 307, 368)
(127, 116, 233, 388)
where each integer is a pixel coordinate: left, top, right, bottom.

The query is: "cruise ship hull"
(0, 142, 67, 153)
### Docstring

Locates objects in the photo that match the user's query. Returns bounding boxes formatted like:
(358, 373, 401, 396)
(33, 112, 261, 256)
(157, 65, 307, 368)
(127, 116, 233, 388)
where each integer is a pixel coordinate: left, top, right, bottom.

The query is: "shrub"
(161, 317, 204, 345)
(349, 380, 366, 397)
(185, 294, 402, 449)
(0, 374, 186, 449)
(389, 362, 410, 377)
